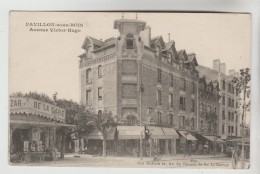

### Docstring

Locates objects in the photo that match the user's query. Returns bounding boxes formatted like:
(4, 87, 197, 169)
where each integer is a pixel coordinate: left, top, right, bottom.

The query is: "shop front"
(149, 126, 179, 156)
(9, 97, 72, 163)
(177, 130, 197, 155)
(116, 126, 144, 157)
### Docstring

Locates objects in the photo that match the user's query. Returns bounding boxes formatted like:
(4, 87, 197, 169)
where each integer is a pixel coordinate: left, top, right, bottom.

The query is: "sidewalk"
(66, 153, 228, 162)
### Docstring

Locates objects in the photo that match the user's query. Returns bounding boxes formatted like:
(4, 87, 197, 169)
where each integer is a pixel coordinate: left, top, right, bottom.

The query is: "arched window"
(126, 34, 134, 49)
(98, 65, 102, 77)
(86, 68, 92, 84)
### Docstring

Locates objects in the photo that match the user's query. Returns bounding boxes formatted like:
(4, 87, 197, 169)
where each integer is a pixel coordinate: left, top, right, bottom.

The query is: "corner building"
(79, 19, 199, 156)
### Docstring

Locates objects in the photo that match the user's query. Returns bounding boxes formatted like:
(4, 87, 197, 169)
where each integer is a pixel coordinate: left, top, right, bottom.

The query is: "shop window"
(126, 34, 134, 49)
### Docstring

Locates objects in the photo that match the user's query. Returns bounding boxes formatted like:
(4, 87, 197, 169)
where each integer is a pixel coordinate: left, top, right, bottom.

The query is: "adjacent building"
(197, 60, 241, 142)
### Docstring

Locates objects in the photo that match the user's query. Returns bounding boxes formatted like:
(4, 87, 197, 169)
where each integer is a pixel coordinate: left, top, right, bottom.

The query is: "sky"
(9, 12, 251, 103)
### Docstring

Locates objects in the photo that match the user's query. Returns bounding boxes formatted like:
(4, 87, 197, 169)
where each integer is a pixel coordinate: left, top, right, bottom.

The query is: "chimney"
(220, 63, 226, 74)
(139, 26, 151, 47)
(229, 69, 235, 76)
(213, 59, 220, 72)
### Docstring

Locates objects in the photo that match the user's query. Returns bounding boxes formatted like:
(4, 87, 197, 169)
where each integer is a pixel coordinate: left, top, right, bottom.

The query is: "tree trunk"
(60, 130, 65, 159)
(103, 138, 107, 157)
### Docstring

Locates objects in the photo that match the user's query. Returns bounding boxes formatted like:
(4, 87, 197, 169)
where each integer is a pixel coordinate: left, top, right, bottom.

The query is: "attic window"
(126, 34, 134, 49)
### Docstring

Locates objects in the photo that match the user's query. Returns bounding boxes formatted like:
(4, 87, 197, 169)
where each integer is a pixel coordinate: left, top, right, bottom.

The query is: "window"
(235, 127, 237, 136)
(179, 96, 186, 110)
(228, 83, 232, 92)
(157, 68, 162, 83)
(98, 110, 102, 115)
(98, 87, 102, 100)
(86, 90, 91, 105)
(157, 112, 162, 124)
(222, 124, 225, 134)
(222, 80, 225, 90)
(228, 97, 231, 107)
(157, 90, 162, 105)
(231, 126, 234, 134)
(228, 111, 231, 121)
(86, 68, 92, 84)
(222, 95, 225, 105)
(180, 78, 186, 91)
(126, 34, 134, 49)
(169, 93, 173, 107)
(192, 82, 196, 94)
(236, 88, 239, 96)
(179, 116, 185, 128)
(232, 99, 234, 108)
(168, 52, 173, 64)
(169, 114, 174, 126)
(222, 109, 225, 120)
(228, 126, 231, 134)
(191, 118, 195, 128)
(98, 65, 102, 77)
(191, 100, 195, 112)
(170, 74, 174, 87)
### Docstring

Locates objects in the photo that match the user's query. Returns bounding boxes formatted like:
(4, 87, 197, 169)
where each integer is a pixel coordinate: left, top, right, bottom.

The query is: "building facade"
(78, 18, 199, 156)
(197, 60, 241, 142)
(197, 76, 223, 154)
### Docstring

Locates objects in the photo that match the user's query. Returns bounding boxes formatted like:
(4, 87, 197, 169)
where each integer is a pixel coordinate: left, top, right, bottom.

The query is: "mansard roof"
(81, 36, 103, 50)
(151, 36, 166, 49)
(187, 53, 198, 66)
(177, 49, 188, 61)
(162, 40, 175, 51)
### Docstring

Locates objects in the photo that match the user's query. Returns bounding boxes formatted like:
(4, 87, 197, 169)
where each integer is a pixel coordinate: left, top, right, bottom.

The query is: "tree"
(87, 110, 116, 157)
(232, 68, 251, 168)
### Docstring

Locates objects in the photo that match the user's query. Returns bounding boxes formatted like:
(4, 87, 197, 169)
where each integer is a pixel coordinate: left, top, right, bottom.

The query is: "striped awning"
(149, 126, 179, 139)
(117, 126, 144, 140)
(203, 135, 224, 143)
(82, 127, 116, 140)
(178, 131, 197, 141)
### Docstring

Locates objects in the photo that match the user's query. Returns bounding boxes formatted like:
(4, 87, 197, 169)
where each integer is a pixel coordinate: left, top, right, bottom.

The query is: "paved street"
(11, 153, 250, 169)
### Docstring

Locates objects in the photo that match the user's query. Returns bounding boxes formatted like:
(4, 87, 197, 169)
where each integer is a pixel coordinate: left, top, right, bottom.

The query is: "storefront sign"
(10, 97, 66, 123)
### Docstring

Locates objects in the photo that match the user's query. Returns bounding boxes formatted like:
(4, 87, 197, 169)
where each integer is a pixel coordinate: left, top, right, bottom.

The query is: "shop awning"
(178, 131, 197, 141)
(203, 135, 224, 143)
(117, 126, 144, 140)
(82, 127, 116, 140)
(150, 127, 179, 139)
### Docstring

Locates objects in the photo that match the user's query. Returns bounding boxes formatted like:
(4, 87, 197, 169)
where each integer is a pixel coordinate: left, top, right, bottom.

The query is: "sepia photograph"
(9, 12, 251, 169)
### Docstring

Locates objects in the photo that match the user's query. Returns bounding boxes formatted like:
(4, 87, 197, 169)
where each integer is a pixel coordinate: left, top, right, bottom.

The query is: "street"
(11, 154, 250, 169)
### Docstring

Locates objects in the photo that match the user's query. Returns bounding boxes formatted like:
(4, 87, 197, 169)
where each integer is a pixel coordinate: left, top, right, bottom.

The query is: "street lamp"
(53, 92, 58, 162)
